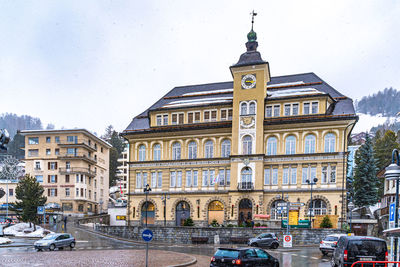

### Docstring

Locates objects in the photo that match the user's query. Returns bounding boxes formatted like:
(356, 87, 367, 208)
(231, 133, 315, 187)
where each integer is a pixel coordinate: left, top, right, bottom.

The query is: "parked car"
(248, 233, 279, 249)
(319, 234, 346, 255)
(34, 233, 76, 251)
(331, 236, 388, 267)
(210, 247, 279, 267)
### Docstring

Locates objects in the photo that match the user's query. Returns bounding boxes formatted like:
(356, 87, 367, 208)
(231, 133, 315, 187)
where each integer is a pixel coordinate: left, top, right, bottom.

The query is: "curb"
(168, 255, 197, 267)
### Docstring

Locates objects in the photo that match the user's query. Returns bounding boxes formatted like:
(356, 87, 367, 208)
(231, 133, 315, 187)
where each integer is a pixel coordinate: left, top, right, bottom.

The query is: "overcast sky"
(1, 1, 399, 134)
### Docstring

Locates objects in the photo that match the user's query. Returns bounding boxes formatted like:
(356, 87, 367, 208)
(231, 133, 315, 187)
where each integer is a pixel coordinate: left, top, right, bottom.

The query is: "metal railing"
(59, 167, 96, 176)
(58, 153, 97, 163)
(57, 138, 97, 151)
(237, 182, 254, 191)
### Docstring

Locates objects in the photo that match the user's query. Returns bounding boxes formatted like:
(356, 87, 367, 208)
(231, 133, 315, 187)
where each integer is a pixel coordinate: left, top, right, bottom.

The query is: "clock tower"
(229, 22, 271, 192)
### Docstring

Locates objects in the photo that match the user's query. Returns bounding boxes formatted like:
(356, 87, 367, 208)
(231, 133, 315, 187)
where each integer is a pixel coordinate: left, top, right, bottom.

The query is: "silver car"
(248, 233, 279, 249)
(34, 233, 76, 251)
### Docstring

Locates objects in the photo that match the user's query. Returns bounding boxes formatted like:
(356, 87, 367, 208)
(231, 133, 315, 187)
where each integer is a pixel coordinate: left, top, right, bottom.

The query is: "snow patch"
(267, 81, 305, 88)
(0, 237, 12, 244)
(353, 113, 400, 133)
(182, 89, 233, 96)
(4, 223, 53, 237)
(163, 97, 233, 108)
(267, 88, 324, 98)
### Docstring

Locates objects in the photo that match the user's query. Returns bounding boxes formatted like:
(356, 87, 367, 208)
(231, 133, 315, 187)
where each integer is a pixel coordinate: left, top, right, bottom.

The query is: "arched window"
(304, 134, 316, 154)
(324, 133, 336, 152)
(153, 144, 161, 161)
(204, 140, 214, 158)
(249, 102, 256, 114)
(308, 199, 327, 216)
(270, 200, 287, 220)
(221, 139, 231, 158)
(188, 141, 197, 159)
(240, 102, 247, 115)
(285, 136, 296, 155)
(172, 142, 181, 160)
(266, 137, 277, 155)
(240, 167, 252, 189)
(242, 135, 252, 155)
(138, 145, 146, 161)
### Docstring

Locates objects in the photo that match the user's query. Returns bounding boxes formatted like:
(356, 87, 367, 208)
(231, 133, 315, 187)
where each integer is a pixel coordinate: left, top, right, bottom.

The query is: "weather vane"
(250, 10, 257, 30)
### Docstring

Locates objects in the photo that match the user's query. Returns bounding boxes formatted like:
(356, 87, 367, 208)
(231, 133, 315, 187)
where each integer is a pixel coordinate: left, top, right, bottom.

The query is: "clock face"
(241, 74, 256, 89)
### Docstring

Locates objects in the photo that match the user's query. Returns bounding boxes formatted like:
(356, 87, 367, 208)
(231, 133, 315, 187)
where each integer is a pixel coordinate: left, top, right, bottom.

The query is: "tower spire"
(251, 10, 257, 31)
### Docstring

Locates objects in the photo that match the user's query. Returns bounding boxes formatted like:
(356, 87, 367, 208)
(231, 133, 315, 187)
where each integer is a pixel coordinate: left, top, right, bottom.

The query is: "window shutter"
(48, 189, 50, 195)
(55, 189, 57, 197)
(48, 175, 50, 183)
(55, 175, 58, 183)
(48, 162, 50, 170)
(55, 162, 58, 169)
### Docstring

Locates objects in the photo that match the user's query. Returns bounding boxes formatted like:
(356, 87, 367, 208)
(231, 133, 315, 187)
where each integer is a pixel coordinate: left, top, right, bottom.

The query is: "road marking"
(76, 240, 89, 243)
(292, 254, 298, 256)
(311, 257, 319, 260)
(301, 255, 307, 258)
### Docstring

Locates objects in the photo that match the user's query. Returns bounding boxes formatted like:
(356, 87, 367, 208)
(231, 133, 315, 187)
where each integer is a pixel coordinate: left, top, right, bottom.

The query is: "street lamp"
(385, 149, 400, 265)
(161, 193, 170, 226)
(348, 200, 355, 233)
(306, 177, 318, 228)
(143, 184, 152, 227)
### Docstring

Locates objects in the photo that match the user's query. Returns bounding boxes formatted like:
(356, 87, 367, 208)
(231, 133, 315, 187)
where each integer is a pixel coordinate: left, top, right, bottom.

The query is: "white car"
(319, 234, 346, 255)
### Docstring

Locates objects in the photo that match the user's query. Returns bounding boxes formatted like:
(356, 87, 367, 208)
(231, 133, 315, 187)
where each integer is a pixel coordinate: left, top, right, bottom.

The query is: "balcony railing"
(59, 167, 97, 177)
(237, 182, 254, 191)
(57, 138, 97, 152)
(58, 153, 97, 164)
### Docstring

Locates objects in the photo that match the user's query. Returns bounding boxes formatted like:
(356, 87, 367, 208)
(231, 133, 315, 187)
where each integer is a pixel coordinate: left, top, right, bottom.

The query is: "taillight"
(232, 259, 242, 265)
(386, 251, 388, 261)
(333, 241, 337, 245)
(211, 257, 215, 262)
(320, 241, 323, 244)
(344, 249, 348, 261)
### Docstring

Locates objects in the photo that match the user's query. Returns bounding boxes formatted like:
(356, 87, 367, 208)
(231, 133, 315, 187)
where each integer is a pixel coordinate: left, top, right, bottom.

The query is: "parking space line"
(311, 257, 319, 260)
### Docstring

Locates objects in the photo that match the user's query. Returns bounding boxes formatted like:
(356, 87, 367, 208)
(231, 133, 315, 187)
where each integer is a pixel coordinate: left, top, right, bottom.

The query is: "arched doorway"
(238, 199, 252, 226)
(208, 200, 224, 225)
(308, 199, 328, 216)
(176, 201, 190, 226)
(141, 202, 155, 225)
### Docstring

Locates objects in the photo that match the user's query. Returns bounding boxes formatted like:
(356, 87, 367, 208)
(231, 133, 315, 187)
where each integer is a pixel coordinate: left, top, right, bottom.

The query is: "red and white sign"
(283, 235, 292, 248)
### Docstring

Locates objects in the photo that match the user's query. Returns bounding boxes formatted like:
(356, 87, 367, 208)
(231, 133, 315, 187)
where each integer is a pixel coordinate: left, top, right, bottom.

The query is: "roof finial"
(251, 10, 257, 31)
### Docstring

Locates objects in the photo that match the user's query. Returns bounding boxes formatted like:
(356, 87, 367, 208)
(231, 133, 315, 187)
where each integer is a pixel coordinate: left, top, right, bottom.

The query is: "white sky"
(1, 0, 399, 134)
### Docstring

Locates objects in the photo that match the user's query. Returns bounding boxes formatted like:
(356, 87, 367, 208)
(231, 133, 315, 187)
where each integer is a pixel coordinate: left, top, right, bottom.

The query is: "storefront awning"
(254, 214, 270, 219)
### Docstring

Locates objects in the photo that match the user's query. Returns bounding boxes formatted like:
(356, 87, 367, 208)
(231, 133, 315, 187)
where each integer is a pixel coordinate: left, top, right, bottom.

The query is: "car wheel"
(49, 244, 55, 251)
(330, 257, 337, 267)
(70, 242, 75, 248)
(322, 251, 328, 256)
(271, 243, 279, 249)
(36, 249, 42, 252)
(251, 243, 258, 247)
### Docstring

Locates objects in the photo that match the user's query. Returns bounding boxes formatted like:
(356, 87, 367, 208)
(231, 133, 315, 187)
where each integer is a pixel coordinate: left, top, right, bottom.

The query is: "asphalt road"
(0, 222, 331, 266)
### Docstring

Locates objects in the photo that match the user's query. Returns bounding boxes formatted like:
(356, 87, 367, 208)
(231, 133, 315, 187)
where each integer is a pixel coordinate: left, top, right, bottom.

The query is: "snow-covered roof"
(162, 97, 233, 108)
(267, 88, 325, 99)
(267, 81, 305, 88)
(182, 88, 233, 96)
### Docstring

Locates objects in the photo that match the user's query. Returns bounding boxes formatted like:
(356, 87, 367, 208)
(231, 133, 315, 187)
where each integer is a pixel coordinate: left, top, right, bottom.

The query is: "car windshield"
(324, 236, 339, 241)
(215, 249, 240, 258)
(348, 240, 387, 258)
(43, 234, 58, 240)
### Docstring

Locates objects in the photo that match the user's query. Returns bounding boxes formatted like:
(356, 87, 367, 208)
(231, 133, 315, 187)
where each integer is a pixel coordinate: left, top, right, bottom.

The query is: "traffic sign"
(390, 203, 395, 222)
(276, 203, 287, 207)
(37, 206, 45, 215)
(142, 229, 153, 242)
(283, 235, 292, 248)
(289, 202, 305, 207)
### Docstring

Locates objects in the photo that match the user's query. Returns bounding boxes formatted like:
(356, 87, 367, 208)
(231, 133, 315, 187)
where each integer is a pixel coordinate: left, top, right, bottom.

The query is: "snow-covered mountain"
(353, 113, 400, 133)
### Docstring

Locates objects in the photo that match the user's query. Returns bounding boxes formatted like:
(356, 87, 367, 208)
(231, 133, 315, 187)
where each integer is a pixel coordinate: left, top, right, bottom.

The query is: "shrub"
(227, 224, 234, 228)
(210, 219, 219, 227)
(255, 223, 261, 227)
(320, 215, 333, 228)
(183, 217, 194, 226)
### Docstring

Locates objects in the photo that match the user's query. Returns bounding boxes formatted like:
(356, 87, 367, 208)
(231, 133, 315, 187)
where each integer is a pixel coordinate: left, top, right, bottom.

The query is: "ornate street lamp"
(143, 184, 152, 227)
(385, 149, 400, 265)
(306, 177, 318, 228)
(161, 193, 170, 226)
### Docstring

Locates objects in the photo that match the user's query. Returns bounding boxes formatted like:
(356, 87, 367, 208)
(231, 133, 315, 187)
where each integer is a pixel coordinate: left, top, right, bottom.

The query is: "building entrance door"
(176, 201, 190, 226)
(238, 199, 252, 226)
(141, 202, 155, 225)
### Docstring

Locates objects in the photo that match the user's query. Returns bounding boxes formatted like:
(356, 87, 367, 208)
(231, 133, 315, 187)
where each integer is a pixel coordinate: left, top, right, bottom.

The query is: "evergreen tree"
(102, 125, 126, 186)
(13, 175, 47, 230)
(320, 215, 333, 228)
(353, 134, 379, 207)
(7, 132, 25, 160)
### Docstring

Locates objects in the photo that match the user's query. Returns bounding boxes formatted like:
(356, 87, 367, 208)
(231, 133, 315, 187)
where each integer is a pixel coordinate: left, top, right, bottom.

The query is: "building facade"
(122, 29, 357, 227)
(21, 129, 111, 216)
(116, 141, 129, 196)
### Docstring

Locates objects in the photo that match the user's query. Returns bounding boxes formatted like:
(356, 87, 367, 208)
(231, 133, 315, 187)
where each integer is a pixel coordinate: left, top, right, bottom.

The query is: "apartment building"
(21, 129, 111, 216)
(116, 142, 129, 196)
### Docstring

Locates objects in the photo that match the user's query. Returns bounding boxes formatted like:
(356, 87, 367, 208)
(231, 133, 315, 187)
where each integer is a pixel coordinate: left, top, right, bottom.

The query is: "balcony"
(58, 153, 97, 164)
(59, 167, 97, 177)
(57, 138, 97, 152)
(237, 182, 254, 191)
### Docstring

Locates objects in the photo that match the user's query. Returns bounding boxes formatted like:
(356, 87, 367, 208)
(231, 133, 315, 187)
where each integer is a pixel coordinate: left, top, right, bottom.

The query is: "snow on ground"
(0, 237, 12, 244)
(353, 113, 399, 133)
(3, 223, 53, 237)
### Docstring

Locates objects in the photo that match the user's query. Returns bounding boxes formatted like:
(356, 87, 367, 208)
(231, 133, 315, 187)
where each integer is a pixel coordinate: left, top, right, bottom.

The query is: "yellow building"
(21, 129, 111, 216)
(122, 28, 357, 227)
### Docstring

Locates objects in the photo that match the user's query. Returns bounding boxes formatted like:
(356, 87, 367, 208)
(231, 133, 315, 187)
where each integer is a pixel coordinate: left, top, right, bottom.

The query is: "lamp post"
(143, 184, 152, 227)
(385, 149, 400, 265)
(161, 193, 170, 226)
(306, 177, 318, 228)
(348, 200, 354, 233)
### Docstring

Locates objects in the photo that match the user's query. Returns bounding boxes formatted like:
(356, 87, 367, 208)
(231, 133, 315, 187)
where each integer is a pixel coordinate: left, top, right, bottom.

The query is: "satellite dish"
(0, 188, 5, 199)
